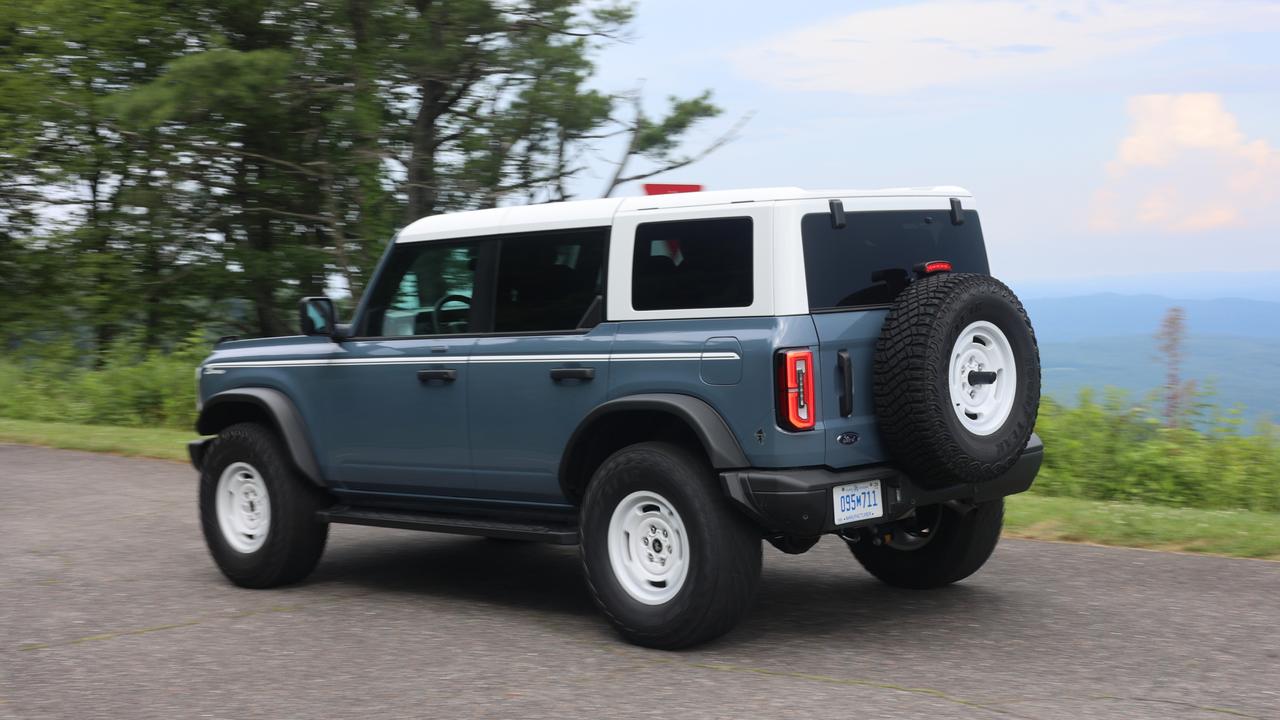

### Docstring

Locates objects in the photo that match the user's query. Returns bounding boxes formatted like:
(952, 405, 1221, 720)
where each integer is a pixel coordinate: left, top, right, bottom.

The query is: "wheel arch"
(195, 388, 326, 486)
(558, 393, 750, 503)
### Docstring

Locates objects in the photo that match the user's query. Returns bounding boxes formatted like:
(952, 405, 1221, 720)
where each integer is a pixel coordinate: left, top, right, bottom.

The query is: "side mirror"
(299, 296, 336, 337)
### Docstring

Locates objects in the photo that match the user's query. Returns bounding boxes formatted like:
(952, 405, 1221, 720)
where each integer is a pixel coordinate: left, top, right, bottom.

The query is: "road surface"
(2, 444, 1277, 719)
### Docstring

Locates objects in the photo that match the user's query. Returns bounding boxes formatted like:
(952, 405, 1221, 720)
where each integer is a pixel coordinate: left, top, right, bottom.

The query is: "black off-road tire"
(580, 442, 762, 649)
(199, 422, 330, 588)
(874, 273, 1040, 489)
(849, 500, 1004, 589)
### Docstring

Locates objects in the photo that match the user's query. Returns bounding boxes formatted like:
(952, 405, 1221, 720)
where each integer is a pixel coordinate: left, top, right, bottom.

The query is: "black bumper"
(720, 434, 1043, 536)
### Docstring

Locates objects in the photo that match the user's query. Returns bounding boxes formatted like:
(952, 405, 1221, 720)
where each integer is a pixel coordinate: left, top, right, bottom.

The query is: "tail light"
(776, 348, 816, 431)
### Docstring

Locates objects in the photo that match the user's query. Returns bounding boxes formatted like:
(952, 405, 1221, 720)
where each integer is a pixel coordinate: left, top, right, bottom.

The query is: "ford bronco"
(191, 186, 1043, 649)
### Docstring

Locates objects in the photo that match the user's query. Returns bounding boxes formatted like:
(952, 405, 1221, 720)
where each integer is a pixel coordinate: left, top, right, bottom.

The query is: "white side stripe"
(204, 351, 740, 370)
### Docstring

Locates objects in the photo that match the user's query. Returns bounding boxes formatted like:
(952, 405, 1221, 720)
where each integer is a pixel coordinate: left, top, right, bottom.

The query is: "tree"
(1156, 306, 1191, 427)
(0, 0, 742, 346)
(599, 91, 749, 198)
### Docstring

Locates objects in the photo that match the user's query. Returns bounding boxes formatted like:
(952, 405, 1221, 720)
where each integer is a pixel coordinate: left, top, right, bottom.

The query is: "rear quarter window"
(631, 217, 753, 311)
(802, 209, 989, 309)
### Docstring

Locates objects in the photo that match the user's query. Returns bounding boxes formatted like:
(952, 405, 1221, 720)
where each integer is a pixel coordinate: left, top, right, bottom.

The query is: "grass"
(2, 417, 1277, 561)
(1005, 494, 1280, 560)
(0, 417, 192, 463)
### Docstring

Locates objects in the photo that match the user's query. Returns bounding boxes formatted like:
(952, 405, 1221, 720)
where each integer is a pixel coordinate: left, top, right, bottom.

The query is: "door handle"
(837, 349, 853, 417)
(417, 368, 457, 383)
(550, 367, 594, 382)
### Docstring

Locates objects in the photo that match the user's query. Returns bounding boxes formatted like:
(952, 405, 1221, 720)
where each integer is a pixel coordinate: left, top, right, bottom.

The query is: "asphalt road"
(2, 444, 1278, 720)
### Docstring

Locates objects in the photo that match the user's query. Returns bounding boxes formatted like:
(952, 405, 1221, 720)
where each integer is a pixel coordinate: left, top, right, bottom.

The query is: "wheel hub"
(607, 491, 689, 605)
(948, 321, 1017, 436)
(215, 462, 271, 553)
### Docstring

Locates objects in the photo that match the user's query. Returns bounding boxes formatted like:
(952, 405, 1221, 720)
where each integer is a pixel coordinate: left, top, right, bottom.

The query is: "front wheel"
(199, 422, 330, 588)
(847, 499, 1003, 589)
(580, 442, 762, 649)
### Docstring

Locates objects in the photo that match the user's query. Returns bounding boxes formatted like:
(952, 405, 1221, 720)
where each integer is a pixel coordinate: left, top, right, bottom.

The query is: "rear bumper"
(720, 434, 1043, 535)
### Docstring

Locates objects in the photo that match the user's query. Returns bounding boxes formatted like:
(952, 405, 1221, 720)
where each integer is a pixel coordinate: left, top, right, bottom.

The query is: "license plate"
(832, 480, 883, 525)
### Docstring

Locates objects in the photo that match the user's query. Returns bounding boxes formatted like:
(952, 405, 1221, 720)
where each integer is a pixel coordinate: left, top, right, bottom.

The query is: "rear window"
(632, 217, 753, 311)
(801, 210, 989, 309)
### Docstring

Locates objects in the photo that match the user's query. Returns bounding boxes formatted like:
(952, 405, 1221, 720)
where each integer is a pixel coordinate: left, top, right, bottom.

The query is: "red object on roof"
(643, 183, 703, 195)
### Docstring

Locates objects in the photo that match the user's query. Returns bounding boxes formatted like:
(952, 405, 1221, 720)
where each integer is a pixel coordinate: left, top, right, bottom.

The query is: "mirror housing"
(299, 296, 336, 338)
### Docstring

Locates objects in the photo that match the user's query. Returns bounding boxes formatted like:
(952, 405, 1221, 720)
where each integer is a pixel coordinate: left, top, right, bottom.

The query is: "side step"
(318, 506, 580, 545)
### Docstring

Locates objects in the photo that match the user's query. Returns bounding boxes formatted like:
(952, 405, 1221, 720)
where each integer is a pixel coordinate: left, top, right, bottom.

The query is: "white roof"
(396, 186, 972, 243)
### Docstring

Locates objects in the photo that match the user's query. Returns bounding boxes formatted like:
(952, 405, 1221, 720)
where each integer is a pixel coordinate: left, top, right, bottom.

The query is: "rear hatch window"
(801, 209, 989, 310)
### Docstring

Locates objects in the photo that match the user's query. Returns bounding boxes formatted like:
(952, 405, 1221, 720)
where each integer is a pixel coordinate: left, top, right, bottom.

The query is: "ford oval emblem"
(837, 432, 859, 446)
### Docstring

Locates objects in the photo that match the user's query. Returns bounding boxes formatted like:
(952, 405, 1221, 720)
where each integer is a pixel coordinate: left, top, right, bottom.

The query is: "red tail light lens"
(776, 349, 816, 431)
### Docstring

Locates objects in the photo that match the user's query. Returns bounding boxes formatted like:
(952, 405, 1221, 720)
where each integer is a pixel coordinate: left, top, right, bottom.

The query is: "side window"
(364, 242, 478, 337)
(631, 217, 753, 311)
(493, 229, 606, 333)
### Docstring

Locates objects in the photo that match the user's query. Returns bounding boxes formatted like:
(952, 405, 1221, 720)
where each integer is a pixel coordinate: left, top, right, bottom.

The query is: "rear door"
(790, 197, 990, 469)
(466, 228, 614, 505)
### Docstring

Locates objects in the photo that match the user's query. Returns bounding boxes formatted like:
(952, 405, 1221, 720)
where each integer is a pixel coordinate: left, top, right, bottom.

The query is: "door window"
(363, 242, 479, 337)
(493, 230, 606, 333)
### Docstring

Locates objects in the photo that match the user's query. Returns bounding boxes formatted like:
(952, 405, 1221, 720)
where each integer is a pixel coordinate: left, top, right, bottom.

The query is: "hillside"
(1024, 294, 1280, 423)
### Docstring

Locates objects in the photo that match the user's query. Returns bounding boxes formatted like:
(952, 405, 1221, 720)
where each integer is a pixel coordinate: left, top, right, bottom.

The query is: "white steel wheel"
(948, 320, 1018, 436)
(215, 462, 272, 553)
(607, 490, 690, 605)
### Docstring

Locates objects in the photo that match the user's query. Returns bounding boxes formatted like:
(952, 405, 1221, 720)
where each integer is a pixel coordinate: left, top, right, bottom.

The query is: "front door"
(319, 238, 485, 497)
(467, 228, 613, 505)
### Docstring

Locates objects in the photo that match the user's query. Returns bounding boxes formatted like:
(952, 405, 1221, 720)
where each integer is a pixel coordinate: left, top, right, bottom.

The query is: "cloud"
(731, 1, 1280, 95)
(1090, 94, 1280, 233)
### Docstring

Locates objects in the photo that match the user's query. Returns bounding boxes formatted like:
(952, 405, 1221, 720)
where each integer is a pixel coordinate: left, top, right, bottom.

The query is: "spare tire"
(873, 273, 1040, 489)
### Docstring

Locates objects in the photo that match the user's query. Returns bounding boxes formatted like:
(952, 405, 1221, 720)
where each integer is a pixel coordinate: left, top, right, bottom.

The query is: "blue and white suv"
(191, 186, 1043, 648)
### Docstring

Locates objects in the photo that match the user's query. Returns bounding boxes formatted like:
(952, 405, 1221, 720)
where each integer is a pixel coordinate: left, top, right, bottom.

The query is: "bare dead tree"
(1156, 306, 1188, 427)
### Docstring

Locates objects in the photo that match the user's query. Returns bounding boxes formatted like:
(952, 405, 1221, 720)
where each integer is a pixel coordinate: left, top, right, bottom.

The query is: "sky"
(571, 0, 1280, 287)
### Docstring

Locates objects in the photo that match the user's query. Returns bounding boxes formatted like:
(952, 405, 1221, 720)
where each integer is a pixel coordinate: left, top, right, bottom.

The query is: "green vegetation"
(1035, 391, 1280, 513)
(1004, 495, 1280, 560)
(1, 0, 737, 352)
(0, 418, 191, 462)
(0, 335, 207, 431)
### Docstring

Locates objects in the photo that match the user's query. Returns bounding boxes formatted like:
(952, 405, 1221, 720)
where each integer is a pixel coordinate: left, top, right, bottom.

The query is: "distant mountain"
(1023, 295, 1280, 342)
(1039, 335, 1280, 422)
(1021, 292, 1280, 423)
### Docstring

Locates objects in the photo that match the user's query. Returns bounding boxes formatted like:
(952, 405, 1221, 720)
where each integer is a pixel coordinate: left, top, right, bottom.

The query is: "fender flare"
(559, 393, 750, 495)
(195, 387, 325, 486)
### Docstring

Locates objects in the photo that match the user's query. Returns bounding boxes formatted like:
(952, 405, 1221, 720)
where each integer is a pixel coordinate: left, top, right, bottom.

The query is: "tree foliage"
(0, 0, 735, 350)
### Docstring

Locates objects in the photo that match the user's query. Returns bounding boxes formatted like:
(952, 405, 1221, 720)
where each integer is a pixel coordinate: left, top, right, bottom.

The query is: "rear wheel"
(199, 422, 330, 588)
(580, 442, 761, 649)
(847, 499, 1003, 589)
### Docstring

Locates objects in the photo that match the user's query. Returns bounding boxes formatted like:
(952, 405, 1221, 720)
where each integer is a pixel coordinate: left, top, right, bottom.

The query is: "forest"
(1, 0, 731, 349)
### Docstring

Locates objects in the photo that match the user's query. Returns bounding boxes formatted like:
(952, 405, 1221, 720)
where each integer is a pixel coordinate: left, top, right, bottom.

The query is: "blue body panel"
(198, 314, 891, 506)
(606, 316, 825, 469)
(319, 337, 475, 493)
(810, 310, 891, 469)
(466, 325, 616, 504)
